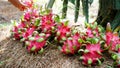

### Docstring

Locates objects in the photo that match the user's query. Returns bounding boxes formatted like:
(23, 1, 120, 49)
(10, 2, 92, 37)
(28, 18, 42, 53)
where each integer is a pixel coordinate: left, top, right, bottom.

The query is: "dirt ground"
(0, 0, 114, 68)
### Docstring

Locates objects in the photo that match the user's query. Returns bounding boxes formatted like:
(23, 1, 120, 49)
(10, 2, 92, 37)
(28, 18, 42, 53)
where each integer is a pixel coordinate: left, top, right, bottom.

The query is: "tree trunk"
(96, 0, 120, 30)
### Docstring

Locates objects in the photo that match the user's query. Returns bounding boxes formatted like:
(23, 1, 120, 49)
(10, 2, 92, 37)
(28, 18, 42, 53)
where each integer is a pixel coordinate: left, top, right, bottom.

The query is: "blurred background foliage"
(47, 0, 120, 35)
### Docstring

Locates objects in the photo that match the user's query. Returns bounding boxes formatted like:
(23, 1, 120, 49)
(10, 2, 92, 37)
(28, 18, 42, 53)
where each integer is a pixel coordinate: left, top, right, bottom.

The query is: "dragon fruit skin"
(106, 32, 120, 52)
(55, 23, 71, 42)
(105, 23, 120, 67)
(41, 12, 56, 34)
(105, 23, 120, 52)
(61, 33, 81, 54)
(24, 9, 39, 22)
(21, 26, 36, 41)
(83, 22, 105, 45)
(86, 27, 100, 38)
(25, 33, 50, 53)
(26, 40, 46, 53)
(109, 33, 120, 52)
(86, 22, 104, 38)
(11, 21, 27, 40)
(80, 43, 103, 66)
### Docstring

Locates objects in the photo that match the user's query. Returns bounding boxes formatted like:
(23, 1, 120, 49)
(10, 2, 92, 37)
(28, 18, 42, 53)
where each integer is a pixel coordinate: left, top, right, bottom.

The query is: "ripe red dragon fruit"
(105, 23, 120, 52)
(20, 26, 36, 42)
(105, 23, 120, 67)
(61, 33, 81, 54)
(83, 22, 104, 44)
(55, 22, 71, 43)
(25, 33, 50, 53)
(79, 43, 103, 66)
(24, 8, 39, 22)
(85, 22, 104, 38)
(40, 11, 56, 34)
(11, 21, 26, 40)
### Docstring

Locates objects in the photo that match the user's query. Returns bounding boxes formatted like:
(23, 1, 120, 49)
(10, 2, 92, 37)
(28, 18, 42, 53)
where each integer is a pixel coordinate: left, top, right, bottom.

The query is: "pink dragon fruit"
(105, 23, 120, 52)
(24, 8, 39, 22)
(61, 33, 81, 54)
(11, 21, 26, 40)
(105, 23, 120, 67)
(79, 43, 103, 66)
(40, 12, 56, 34)
(55, 22, 71, 43)
(25, 33, 50, 53)
(20, 26, 36, 42)
(77, 22, 104, 66)
(81, 22, 104, 45)
(86, 22, 100, 38)
(88, 22, 104, 37)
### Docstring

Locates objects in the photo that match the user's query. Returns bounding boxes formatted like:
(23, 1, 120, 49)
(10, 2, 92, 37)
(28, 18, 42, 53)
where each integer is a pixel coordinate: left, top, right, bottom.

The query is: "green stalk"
(74, 0, 80, 23)
(47, 0, 55, 8)
(82, 0, 89, 23)
(62, 0, 68, 19)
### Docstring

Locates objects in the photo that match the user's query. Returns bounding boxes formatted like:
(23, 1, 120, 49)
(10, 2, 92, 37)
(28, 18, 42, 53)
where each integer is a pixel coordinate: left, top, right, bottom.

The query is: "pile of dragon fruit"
(11, 0, 120, 67)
